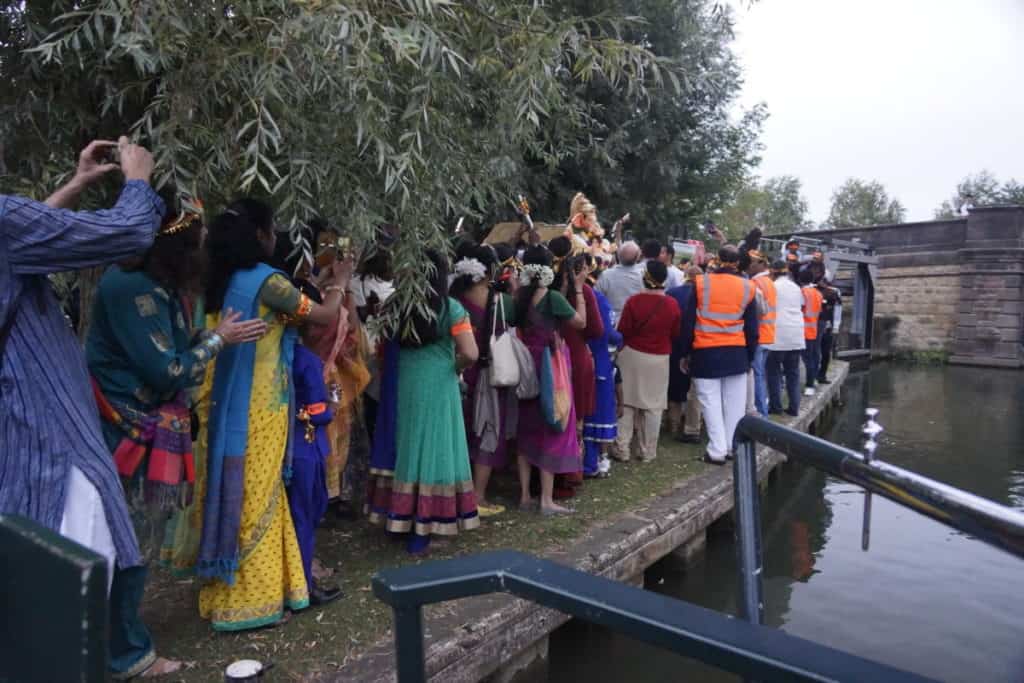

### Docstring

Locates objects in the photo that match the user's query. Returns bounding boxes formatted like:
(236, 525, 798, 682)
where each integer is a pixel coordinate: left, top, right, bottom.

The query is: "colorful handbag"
(539, 336, 572, 432)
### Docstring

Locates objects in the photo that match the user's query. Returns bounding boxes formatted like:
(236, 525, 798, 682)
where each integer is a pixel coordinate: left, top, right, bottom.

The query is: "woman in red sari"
(548, 237, 603, 498)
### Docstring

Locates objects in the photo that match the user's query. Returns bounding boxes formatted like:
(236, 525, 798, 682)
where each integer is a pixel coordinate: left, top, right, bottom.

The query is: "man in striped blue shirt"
(0, 138, 181, 677)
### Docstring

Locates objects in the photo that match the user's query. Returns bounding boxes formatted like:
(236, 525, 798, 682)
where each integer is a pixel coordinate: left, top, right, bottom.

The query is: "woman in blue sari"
(582, 257, 621, 478)
(187, 199, 350, 631)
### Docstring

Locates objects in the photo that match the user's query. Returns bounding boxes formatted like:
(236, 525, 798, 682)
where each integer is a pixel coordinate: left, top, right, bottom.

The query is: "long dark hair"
(515, 244, 553, 329)
(547, 236, 578, 306)
(450, 245, 500, 365)
(205, 198, 276, 312)
(400, 249, 450, 348)
(128, 187, 205, 296)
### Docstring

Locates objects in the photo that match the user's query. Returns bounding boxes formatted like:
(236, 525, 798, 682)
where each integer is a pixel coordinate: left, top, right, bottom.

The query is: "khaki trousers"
(683, 382, 703, 437)
(615, 406, 663, 462)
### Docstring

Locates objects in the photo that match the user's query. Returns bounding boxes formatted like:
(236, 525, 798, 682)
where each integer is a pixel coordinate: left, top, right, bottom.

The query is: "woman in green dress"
(366, 250, 480, 554)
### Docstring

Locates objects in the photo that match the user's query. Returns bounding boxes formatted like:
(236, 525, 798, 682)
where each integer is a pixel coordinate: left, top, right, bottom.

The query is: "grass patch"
(887, 349, 950, 364)
(143, 437, 706, 681)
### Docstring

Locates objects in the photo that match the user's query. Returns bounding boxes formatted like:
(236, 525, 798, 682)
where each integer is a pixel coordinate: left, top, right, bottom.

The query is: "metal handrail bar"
(373, 550, 937, 683)
(735, 416, 1024, 560)
(731, 415, 1024, 626)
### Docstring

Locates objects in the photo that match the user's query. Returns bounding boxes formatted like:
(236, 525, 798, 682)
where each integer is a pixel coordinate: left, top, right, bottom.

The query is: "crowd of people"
(0, 140, 840, 678)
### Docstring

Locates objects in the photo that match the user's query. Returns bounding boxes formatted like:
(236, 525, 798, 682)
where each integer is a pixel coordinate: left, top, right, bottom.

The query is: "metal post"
(861, 409, 882, 551)
(732, 436, 764, 625)
(393, 606, 426, 682)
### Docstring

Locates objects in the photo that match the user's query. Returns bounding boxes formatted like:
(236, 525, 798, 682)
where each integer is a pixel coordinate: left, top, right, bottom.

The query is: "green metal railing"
(373, 550, 936, 682)
(0, 514, 109, 682)
(374, 416, 1024, 682)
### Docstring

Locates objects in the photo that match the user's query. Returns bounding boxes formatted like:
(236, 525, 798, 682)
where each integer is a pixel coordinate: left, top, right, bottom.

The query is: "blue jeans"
(767, 350, 801, 413)
(752, 346, 769, 416)
(803, 338, 821, 388)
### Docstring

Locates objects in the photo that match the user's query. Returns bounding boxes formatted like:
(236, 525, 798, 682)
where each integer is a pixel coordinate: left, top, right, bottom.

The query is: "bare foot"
(312, 557, 334, 581)
(540, 502, 572, 515)
(518, 498, 538, 511)
(141, 658, 182, 678)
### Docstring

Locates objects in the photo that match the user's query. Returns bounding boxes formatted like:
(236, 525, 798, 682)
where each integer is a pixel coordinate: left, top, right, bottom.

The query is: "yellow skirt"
(197, 402, 309, 629)
(195, 311, 310, 631)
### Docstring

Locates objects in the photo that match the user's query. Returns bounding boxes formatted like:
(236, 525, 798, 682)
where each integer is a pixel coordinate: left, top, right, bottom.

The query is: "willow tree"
(0, 0, 680, 329)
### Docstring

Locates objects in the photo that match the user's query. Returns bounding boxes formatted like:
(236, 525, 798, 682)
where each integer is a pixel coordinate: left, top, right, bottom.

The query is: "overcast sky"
(729, 0, 1024, 224)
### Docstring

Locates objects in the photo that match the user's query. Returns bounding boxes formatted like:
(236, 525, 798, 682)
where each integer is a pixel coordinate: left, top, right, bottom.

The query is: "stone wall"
(790, 206, 1024, 367)
(873, 265, 960, 354)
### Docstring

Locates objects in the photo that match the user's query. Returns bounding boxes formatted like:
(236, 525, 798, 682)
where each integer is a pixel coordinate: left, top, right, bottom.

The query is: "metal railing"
(731, 415, 1024, 626)
(374, 415, 1024, 682)
(373, 550, 936, 683)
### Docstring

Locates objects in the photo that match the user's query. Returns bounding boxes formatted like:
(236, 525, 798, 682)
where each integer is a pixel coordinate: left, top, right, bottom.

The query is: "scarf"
(197, 263, 296, 585)
(92, 379, 195, 511)
(368, 338, 400, 477)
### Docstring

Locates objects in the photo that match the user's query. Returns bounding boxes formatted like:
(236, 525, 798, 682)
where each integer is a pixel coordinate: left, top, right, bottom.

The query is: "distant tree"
(825, 178, 906, 228)
(934, 170, 1024, 218)
(520, 0, 766, 241)
(719, 174, 810, 238)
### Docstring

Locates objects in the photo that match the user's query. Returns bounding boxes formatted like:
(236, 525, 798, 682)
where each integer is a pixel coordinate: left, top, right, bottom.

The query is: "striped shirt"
(0, 181, 164, 569)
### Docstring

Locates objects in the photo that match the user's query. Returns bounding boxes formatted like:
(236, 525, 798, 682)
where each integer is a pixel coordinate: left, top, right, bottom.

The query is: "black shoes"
(784, 407, 799, 417)
(817, 377, 831, 384)
(310, 582, 344, 606)
(702, 453, 727, 466)
(675, 434, 702, 444)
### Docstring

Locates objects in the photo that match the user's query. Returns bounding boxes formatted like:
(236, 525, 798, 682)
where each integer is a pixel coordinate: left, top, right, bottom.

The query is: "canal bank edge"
(328, 361, 850, 683)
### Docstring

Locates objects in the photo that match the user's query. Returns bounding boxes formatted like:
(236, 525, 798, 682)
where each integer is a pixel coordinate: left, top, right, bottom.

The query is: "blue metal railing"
(374, 416, 1024, 682)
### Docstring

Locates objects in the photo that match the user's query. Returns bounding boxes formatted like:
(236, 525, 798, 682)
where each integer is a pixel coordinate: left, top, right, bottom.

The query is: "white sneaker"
(803, 387, 815, 397)
(598, 456, 611, 474)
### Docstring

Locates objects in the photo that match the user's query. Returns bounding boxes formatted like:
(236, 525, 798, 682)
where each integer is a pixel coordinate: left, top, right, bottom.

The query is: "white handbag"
(511, 332, 539, 400)
(489, 295, 520, 388)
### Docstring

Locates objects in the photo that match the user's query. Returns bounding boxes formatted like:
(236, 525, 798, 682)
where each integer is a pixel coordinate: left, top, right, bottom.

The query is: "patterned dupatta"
(92, 379, 195, 510)
(197, 263, 296, 585)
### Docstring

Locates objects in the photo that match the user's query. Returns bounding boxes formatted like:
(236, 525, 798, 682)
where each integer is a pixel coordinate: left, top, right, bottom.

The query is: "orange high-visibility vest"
(753, 275, 777, 345)
(802, 286, 823, 340)
(694, 273, 755, 349)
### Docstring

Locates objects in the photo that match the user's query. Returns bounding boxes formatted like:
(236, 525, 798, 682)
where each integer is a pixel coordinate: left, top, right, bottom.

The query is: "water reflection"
(543, 363, 1024, 683)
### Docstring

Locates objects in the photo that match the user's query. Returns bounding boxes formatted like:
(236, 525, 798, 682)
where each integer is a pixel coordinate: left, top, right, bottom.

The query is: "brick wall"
(873, 265, 961, 354)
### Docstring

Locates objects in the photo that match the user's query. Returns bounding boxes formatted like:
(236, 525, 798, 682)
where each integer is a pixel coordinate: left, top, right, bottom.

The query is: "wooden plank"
(482, 222, 566, 245)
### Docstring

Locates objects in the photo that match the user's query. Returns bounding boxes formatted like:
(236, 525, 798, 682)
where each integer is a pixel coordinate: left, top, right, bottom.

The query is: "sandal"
(140, 657, 183, 678)
(478, 503, 506, 517)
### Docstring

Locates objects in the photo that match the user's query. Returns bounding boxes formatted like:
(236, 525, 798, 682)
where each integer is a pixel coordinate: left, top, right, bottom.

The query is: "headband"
(159, 199, 204, 237)
(643, 268, 666, 289)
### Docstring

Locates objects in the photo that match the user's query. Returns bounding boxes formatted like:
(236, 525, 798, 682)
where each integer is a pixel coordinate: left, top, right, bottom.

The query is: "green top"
(538, 290, 576, 321)
(86, 267, 205, 411)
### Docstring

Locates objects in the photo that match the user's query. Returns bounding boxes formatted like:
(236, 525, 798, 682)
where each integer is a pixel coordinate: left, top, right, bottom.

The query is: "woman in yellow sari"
(188, 199, 351, 631)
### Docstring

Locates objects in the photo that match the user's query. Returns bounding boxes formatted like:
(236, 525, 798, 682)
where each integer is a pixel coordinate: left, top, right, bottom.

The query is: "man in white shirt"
(596, 240, 644, 325)
(661, 243, 686, 290)
(765, 260, 806, 416)
(641, 239, 684, 290)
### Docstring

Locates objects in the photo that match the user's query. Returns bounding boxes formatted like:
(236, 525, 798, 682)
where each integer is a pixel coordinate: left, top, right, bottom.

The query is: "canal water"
(544, 363, 1024, 682)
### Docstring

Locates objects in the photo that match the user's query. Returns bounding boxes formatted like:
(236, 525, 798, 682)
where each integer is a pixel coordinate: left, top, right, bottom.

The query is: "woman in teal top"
(84, 194, 265, 678)
(366, 250, 480, 554)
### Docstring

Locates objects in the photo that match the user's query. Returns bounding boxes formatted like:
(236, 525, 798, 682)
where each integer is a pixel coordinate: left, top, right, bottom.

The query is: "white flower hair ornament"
(454, 257, 488, 283)
(519, 264, 555, 287)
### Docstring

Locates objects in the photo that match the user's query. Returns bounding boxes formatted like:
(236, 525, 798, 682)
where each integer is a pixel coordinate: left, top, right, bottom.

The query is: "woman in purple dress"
(451, 245, 516, 517)
(514, 245, 587, 516)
